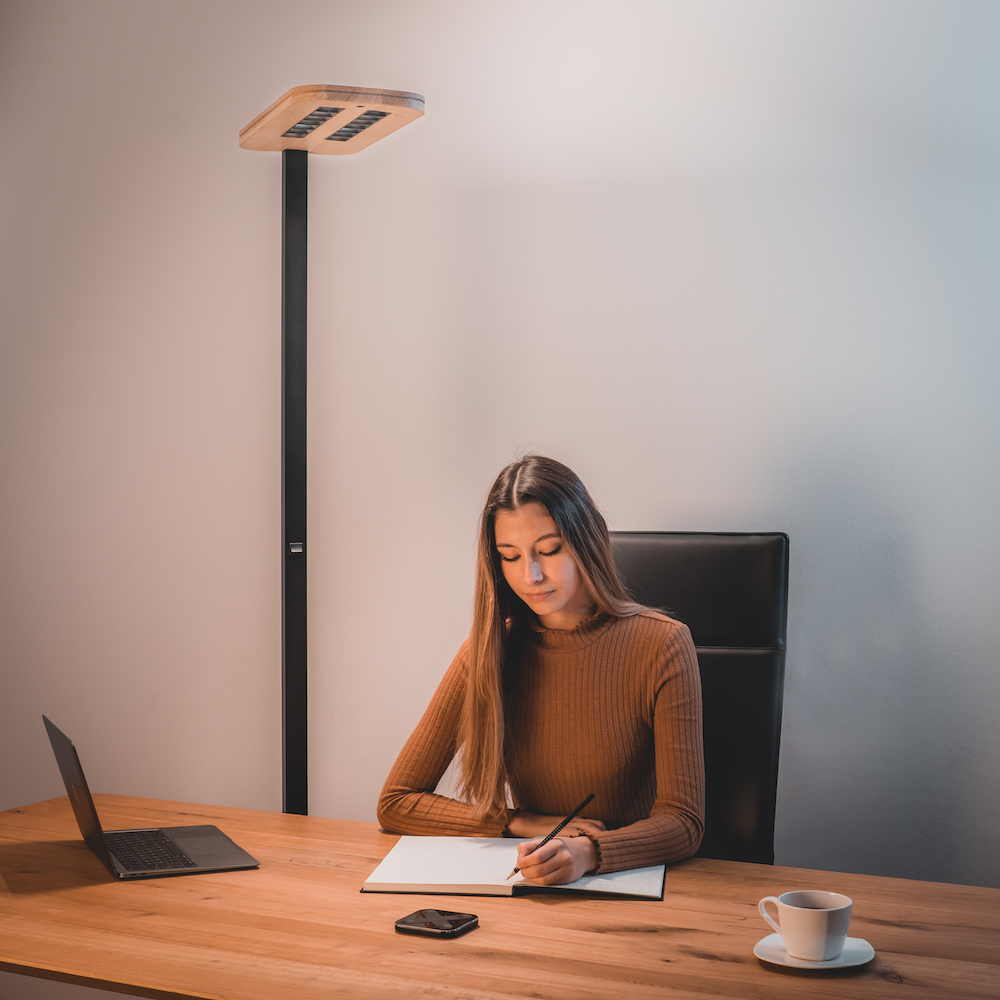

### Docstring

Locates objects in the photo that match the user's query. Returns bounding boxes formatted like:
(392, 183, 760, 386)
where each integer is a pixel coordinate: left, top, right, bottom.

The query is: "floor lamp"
(239, 85, 425, 815)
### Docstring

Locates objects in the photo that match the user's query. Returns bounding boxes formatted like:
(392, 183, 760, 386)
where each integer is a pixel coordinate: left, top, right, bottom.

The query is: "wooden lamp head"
(240, 85, 424, 155)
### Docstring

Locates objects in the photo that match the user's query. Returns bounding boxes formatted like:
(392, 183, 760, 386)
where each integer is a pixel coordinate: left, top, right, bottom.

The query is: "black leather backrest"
(610, 532, 789, 864)
(610, 533, 788, 647)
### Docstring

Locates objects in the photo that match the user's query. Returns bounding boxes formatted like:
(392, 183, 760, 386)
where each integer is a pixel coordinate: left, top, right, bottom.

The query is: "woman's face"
(494, 502, 596, 630)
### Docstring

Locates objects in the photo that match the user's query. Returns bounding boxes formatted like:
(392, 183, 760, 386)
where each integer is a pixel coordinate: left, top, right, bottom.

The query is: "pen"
(506, 793, 596, 880)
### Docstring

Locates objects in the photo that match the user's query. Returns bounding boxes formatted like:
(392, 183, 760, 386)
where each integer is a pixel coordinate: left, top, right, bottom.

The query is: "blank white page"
(364, 836, 520, 892)
(568, 865, 666, 897)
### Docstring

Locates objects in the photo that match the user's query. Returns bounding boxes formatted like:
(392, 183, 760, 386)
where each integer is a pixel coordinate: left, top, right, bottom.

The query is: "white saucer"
(754, 934, 875, 970)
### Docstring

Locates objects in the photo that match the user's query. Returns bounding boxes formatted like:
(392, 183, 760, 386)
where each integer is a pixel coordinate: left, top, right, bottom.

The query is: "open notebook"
(362, 836, 666, 899)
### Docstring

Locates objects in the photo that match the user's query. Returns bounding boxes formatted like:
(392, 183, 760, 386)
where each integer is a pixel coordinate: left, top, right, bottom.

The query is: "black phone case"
(395, 910, 478, 937)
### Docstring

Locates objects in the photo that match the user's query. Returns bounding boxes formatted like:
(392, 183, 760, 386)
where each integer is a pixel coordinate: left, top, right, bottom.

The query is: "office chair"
(610, 532, 789, 865)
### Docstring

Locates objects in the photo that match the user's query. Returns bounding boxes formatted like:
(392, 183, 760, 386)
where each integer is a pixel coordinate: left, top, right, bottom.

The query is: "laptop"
(43, 715, 259, 879)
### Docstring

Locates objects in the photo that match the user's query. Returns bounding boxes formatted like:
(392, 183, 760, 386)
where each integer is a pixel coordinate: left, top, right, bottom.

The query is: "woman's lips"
(523, 591, 554, 602)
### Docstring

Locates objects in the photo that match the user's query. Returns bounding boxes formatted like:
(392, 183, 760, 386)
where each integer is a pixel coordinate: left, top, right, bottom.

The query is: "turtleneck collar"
(527, 610, 616, 652)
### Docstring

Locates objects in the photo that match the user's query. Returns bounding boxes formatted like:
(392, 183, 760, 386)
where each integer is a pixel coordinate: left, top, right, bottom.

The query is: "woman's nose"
(525, 556, 543, 585)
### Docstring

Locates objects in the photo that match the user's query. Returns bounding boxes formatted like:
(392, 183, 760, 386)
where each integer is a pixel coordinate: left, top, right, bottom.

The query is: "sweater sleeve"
(590, 621, 706, 873)
(376, 640, 511, 837)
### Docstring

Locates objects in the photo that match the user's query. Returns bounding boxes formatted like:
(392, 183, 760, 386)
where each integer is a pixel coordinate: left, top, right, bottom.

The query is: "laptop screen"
(43, 715, 117, 874)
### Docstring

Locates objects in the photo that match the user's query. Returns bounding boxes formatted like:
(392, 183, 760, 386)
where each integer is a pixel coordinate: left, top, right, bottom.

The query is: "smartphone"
(394, 909, 479, 938)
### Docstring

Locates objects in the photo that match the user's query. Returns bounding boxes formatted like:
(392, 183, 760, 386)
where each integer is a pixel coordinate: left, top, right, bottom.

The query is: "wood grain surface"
(1, 795, 997, 999)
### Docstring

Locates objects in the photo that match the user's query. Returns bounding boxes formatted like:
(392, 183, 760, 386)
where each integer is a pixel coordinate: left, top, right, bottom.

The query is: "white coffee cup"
(758, 890, 853, 962)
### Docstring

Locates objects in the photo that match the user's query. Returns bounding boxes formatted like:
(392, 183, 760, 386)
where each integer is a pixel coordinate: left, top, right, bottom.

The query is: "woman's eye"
(539, 546, 562, 557)
(499, 554, 519, 563)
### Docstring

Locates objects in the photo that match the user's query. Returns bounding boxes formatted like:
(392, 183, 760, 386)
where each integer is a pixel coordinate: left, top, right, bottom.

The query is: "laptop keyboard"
(104, 829, 197, 872)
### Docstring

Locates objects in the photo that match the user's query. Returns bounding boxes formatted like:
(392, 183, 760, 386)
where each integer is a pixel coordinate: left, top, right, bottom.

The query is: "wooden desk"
(1, 795, 997, 999)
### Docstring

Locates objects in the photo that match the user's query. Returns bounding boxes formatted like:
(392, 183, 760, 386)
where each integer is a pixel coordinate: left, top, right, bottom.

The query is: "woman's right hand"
(507, 812, 607, 839)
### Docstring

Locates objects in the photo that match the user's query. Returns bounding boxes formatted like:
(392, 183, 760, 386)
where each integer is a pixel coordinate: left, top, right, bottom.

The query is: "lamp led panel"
(240, 85, 424, 155)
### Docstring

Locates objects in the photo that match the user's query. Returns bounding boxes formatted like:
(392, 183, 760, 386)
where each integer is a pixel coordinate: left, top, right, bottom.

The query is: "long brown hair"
(457, 455, 645, 818)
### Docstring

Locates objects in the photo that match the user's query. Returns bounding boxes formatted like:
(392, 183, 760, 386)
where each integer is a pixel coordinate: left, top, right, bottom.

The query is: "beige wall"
(2, 1, 999, 995)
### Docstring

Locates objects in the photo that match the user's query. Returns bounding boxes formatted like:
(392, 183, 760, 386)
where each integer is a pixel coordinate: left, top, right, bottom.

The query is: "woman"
(377, 455, 704, 885)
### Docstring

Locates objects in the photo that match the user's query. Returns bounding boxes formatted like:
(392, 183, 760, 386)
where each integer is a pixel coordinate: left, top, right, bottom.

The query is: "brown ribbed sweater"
(377, 611, 705, 873)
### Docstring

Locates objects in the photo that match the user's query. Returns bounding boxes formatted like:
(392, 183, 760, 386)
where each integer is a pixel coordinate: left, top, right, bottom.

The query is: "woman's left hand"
(515, 833, 598, 885)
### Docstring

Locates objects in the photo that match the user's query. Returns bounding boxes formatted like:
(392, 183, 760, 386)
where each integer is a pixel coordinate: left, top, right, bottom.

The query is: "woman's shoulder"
(609, 610, 696, 660)
(434, 635, 473, 684)
(617, 609, 691, 635)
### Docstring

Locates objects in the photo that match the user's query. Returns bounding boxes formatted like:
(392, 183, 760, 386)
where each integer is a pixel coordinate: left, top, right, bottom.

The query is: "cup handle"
(758, 896, 782, 936)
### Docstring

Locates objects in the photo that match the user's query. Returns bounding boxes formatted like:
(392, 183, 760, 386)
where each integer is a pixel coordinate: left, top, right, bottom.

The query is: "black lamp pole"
(281, 149, 308, 816)
(240, 86, 424, 818)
